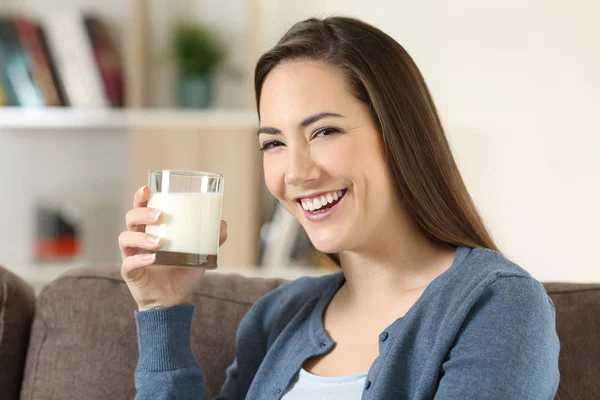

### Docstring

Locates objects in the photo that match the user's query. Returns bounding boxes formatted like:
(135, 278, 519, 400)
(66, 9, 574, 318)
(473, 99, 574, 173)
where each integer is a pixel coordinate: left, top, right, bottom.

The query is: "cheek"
(313, 136, 356, 172)
(263, 156, 284, 199)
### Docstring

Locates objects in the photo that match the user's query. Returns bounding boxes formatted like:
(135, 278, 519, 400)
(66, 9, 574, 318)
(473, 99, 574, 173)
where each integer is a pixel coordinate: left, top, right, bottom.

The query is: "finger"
(133, 186, 151, 208)
(119, 231, 162, 257)
(219, 220, 228, 246)
(126, 207, 163, 232)
(121, 253, 156, 281)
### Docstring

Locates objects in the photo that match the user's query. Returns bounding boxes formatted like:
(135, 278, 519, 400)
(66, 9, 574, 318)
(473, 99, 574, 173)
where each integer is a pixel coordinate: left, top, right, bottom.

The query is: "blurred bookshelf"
(0, 0, 264, 275)
(0, 0, 259, 109)
(0, 106, 335, 285)
(0, 111, 265, 270)
(0, 0, 333, 287)
(0, 107, 257, 129)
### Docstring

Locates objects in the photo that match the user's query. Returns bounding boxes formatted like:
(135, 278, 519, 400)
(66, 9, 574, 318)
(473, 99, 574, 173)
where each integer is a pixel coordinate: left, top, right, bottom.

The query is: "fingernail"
(146, 235, 161, 245)
(149, 210, 162, 220)
(142, 253, 156, 262)
(138, 185, 147, 193)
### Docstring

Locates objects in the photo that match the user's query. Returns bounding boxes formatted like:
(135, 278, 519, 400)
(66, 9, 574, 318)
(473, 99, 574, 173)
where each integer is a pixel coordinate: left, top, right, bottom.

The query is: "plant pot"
(177, 73, 213, 108)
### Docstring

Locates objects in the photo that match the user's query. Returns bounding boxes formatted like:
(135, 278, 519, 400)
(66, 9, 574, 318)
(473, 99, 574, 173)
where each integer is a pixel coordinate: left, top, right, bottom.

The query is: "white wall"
(259, 0, 600, 282)
(1, 1, 598, 282)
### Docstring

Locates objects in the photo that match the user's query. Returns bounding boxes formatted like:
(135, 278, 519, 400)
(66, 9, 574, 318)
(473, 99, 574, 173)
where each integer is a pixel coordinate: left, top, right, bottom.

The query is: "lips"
(297, 189, 347, 222)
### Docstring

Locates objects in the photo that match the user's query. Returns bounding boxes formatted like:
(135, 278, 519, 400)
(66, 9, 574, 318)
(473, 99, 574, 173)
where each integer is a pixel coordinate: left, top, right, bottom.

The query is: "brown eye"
(260, 141, 284, 152)
(312, 127, 341, 139)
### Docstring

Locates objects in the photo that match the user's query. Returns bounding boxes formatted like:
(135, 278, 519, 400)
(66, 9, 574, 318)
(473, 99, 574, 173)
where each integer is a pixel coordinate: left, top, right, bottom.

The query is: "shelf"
(7, 263, 328, 281)
(5, 262, 329, 294)
(0, 107, 258, 130)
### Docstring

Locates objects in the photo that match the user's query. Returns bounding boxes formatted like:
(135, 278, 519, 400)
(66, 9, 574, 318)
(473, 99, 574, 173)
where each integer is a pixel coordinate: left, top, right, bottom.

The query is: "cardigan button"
(364, 380, 372, 390)
(379, 331, 389, 342)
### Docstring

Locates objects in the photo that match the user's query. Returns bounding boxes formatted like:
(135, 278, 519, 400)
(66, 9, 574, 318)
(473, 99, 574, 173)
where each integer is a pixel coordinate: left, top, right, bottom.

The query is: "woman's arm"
(133, 302, 270, 400)
(121, 185, 236, 399)
(134, 305, 203, 400)
(133, 277, 293, 400)
(434, 276, 560, 399)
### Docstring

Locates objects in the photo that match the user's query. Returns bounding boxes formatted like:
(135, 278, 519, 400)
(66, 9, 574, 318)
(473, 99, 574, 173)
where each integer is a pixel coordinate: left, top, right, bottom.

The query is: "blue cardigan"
(134, 246, 560, 399)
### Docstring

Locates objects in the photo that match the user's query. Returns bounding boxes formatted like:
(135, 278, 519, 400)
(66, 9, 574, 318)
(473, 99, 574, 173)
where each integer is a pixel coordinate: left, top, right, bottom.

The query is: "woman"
(119, 17, 559, 399)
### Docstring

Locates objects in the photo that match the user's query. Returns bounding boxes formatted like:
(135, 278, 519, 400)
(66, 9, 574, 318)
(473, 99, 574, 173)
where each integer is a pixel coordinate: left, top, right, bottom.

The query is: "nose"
(284, 145, 320, 186)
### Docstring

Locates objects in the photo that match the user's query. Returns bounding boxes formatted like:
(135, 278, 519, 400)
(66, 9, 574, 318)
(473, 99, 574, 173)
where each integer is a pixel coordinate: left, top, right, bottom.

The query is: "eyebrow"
(256, 112, 345, 135)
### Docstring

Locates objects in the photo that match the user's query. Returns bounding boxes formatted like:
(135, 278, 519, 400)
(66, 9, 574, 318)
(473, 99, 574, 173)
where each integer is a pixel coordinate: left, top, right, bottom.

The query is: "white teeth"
(313, 197, 322, 209)
(300, 189, 346, 212)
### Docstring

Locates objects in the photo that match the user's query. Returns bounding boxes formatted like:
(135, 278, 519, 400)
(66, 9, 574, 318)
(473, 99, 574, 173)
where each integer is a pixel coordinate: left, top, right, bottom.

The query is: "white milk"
(145, 192, 223, 255)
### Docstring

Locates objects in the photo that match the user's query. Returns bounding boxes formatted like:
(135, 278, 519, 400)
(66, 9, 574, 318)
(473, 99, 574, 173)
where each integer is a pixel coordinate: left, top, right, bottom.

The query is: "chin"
(307, 231, 346, 255)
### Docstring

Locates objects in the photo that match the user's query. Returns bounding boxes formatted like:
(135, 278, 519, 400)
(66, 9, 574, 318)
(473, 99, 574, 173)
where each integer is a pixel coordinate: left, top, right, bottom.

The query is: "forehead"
(259, 60, 357, 124)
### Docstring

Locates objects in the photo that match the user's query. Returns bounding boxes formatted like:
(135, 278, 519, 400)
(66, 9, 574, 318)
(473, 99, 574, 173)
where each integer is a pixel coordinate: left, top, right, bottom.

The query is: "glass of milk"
(144, 170, 224, 269)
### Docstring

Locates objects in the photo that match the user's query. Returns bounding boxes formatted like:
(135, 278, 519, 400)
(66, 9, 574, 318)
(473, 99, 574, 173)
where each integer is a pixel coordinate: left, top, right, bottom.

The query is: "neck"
(337, 212, 457, 306)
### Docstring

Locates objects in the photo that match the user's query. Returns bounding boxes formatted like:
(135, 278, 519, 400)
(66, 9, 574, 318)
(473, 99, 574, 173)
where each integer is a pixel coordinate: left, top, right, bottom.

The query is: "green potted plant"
(173, 21, 225, 108)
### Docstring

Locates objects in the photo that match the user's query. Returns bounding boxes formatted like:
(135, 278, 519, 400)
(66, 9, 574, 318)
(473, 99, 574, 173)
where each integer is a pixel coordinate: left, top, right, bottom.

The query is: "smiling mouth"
(297, 189, 347, 213)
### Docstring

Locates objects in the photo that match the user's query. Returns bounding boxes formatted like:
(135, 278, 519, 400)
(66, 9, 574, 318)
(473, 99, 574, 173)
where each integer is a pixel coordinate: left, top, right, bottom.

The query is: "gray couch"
(1, 264, 598, 399)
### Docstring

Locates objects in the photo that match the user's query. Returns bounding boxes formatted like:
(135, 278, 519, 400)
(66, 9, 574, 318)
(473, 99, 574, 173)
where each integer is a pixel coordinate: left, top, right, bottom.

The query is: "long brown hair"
(254, 16, 499, 257)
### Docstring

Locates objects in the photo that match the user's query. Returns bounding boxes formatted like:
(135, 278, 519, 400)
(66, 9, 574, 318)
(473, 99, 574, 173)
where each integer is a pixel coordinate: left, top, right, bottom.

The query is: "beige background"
(0, 0, 598, 282)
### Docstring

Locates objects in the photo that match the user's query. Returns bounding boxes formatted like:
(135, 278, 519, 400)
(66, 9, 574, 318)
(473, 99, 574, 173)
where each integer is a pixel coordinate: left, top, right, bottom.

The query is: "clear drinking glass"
(144, 170, 224, 269)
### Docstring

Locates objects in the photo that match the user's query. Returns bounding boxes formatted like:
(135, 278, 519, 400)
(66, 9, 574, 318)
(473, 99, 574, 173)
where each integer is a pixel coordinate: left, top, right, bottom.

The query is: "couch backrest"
(0, 265, 35, 400)
(19, 266, 286, 400)
(4, 265, 599, 400)
(544, 282, 600, 400)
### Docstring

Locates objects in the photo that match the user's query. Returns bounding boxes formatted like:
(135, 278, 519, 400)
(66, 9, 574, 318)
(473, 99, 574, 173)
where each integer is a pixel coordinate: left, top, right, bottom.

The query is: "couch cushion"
(0, 265, 36, 400)
(544, 282, 600, 400)
(20, 266, 286, 400)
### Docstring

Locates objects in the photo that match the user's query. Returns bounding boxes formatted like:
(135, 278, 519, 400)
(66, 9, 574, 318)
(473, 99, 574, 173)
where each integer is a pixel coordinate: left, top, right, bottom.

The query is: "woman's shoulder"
(449, 247, 554, 313)
(456, 246, 541, 288)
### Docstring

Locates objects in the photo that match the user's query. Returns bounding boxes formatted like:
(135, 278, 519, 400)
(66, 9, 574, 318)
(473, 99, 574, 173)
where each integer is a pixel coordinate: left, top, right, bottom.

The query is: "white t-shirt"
(281, 368, 367, 400)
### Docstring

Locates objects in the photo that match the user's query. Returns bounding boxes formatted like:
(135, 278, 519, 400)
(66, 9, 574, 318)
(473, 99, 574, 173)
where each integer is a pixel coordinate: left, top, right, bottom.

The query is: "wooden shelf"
(5, 262, 328, 294)
(0, 108, 258, 130)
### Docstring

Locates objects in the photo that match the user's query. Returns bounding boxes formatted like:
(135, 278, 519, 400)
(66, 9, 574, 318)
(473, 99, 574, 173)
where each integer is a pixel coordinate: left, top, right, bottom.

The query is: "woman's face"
(258, 60, 397, 254)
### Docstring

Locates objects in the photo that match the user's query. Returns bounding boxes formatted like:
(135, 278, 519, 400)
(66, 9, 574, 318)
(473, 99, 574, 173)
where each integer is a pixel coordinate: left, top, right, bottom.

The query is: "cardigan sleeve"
(133, 279, 296, 400)
(134, 304, 206, 399)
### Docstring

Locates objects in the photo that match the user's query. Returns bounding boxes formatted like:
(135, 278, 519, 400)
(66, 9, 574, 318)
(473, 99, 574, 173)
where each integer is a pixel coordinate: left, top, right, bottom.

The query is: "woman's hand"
(119, 186, 228, 311)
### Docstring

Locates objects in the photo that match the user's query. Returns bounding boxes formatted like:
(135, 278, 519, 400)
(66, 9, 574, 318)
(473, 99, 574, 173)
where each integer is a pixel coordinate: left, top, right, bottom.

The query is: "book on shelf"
(42, 10, 108, 107)
(0, 11, 123, 108)
(84, 16, 124, 107)
(259, 203, 339, 271)
(0, 80, 6, 105)
(259, 203, 302, 268)
(0, 18, 45, 106)
(14, 16, 66, 106)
